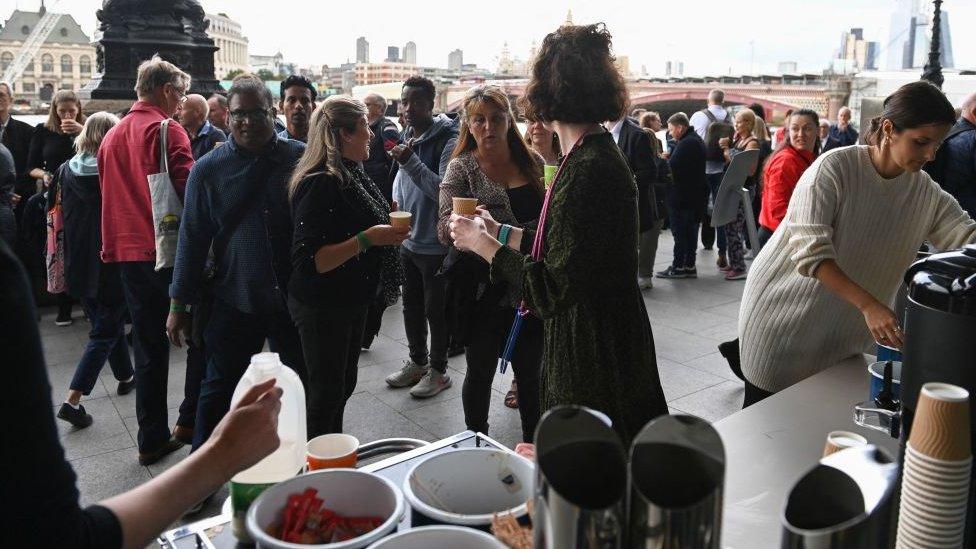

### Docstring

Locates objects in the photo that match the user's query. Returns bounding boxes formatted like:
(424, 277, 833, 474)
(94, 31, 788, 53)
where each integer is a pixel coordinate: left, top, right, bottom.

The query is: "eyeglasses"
(229, 108, 270, 122)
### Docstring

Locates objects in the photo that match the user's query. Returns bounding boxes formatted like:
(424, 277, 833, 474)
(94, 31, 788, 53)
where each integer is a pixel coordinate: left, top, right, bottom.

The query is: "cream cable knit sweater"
(739, 146, 976, 392)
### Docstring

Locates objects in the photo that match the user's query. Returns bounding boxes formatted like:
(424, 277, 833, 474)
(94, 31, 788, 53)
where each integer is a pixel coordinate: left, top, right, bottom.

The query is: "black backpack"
(700, 109, 734, 162)
(923, 122, 971, 185)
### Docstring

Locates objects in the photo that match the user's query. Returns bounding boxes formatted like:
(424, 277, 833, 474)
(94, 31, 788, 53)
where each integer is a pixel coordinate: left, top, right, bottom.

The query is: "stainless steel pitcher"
(781, 445, 898, 549)
(628, 414, 725, 548)
(533, 406, 627, 549)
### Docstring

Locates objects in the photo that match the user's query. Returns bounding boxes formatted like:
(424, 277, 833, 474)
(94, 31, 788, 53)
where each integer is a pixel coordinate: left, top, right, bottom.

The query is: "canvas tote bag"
(148, 118, 183, 270)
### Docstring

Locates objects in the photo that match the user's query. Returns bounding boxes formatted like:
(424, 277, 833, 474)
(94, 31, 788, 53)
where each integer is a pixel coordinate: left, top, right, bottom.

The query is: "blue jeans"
(701, 172, 727, 254)
(670, 208, 701, 269)
(68, 297, 133, 395)
(192, 299, 306, 449)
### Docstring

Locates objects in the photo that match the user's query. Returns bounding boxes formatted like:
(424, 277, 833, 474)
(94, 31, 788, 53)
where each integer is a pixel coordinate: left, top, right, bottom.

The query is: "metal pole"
(921, 0, 944, 89)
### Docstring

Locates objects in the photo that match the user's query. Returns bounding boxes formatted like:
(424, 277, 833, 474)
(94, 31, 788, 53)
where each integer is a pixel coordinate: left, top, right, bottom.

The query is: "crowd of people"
(3, 19, 976, 549)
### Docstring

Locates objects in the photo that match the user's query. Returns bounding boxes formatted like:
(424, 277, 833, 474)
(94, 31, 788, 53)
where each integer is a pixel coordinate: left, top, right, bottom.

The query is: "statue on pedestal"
(80, 0, 220, 102)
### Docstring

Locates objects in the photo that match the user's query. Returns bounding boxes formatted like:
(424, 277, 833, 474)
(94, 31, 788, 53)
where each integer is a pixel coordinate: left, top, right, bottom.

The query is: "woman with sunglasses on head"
(449, 24, 668, 446)
(438, 84, 545, 442)
(737, 81, 976, 407)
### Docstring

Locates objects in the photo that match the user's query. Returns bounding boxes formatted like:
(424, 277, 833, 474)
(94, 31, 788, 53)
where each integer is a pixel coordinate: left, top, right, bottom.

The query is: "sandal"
(504, 381, 519, 409)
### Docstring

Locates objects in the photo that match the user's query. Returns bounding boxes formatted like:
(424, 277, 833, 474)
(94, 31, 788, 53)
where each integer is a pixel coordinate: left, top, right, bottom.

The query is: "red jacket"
(98, 101, 193, 263)
(759, 145, 815, 231)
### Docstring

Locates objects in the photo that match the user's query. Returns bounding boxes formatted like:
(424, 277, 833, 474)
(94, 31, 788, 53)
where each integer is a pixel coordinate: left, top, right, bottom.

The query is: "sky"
(3, 0, 974, 75)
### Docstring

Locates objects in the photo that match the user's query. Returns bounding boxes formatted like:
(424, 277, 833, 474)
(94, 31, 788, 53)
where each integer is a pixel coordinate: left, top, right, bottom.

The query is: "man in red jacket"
(98, 55, 194, 465)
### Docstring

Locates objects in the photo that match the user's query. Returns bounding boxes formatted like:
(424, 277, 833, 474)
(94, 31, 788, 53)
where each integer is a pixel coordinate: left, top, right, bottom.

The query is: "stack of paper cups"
(896, 382, 972, 549)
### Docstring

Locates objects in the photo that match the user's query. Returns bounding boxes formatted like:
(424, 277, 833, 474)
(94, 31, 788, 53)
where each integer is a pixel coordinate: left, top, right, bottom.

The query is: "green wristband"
(170, 302, 189, 313)
(356, 231, 372, 252)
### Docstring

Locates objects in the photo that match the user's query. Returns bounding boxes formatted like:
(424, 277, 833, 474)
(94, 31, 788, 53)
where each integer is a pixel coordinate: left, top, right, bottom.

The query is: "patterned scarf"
(343, 161, 404, 306)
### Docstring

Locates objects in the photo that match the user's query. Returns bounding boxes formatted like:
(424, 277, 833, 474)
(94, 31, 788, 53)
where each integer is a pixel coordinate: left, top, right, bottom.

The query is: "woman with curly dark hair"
(449, 23, 668, 445)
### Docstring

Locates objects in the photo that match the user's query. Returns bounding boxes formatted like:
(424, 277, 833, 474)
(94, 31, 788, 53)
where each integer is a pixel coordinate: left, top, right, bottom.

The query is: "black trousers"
(743, 378, 774, 408)
(758, 225, 775, 251)
(400, 248, 448, 372)
(192, 299, 305, 449)
(118, 262, 173, 453)
(291, 298, 367, 438)
(462, 303, 543, 443)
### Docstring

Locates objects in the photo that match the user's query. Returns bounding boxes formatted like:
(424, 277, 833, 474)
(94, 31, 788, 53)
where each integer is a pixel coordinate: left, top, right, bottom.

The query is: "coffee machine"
(900, 244, 976, 543)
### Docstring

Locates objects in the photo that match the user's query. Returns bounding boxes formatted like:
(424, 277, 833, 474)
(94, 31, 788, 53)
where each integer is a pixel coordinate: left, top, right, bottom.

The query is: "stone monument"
(78, 0, 220, 112)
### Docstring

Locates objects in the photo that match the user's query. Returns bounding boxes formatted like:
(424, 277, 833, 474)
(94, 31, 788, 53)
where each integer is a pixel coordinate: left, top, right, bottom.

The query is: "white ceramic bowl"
(402, 448, 534, 527)
(246, 469, 405, 549)
(365, 525, 506, 548)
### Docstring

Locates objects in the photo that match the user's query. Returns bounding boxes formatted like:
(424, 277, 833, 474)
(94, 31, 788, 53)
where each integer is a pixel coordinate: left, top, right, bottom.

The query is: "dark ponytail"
(867, 80, 956, 146)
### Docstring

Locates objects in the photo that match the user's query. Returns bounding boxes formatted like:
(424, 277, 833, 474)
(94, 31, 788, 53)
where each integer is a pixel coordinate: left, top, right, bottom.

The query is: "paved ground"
(40, 232, 747, 531)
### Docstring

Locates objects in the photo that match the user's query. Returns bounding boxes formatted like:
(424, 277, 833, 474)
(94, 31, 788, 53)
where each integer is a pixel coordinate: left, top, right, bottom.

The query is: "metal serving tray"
(157, 431, 512, 548)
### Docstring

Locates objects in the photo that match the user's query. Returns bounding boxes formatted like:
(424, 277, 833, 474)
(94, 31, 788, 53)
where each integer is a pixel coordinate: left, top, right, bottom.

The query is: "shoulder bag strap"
(158, 118, 170, 175)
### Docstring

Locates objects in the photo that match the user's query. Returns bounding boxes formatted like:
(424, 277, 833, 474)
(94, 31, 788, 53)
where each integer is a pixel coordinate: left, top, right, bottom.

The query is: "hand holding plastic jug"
(204, 378, 283, 472)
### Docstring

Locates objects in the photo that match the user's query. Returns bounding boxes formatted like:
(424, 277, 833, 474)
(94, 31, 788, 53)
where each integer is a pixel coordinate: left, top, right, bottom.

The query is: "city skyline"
(2, 0, 973, 76)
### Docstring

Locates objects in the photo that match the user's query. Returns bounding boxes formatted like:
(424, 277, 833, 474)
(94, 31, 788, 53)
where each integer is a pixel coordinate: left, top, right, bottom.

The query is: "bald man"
(828, 106, 859, 147)
(179, 94, 226, 160)
(925, 92, 976, 218)
(207, 94, 230, 134)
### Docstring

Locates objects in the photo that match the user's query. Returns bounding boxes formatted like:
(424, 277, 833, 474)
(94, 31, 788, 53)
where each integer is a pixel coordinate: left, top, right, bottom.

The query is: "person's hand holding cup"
(365, 223, 410, 247)
(474, 206, 499, 239)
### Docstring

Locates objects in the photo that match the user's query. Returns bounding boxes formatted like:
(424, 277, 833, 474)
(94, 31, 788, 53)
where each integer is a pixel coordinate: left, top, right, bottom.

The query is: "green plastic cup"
(543, 164, 557, 188)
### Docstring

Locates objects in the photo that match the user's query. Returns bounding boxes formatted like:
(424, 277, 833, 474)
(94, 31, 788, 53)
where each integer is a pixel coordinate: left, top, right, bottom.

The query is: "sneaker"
(57, 403, 93, 428)
(138, 438, 185, 466)
(637, 276, 654, 290)
(724, 268, 747, 281)
(55, 310, 73, 327)
(410, 369, 452, 398)
(716, 254, 729, 270)
(656, 266, 686, 279)
(385, 360, 428, 388)
(117, 377, 136, 396)
(684, 267, 698, 279)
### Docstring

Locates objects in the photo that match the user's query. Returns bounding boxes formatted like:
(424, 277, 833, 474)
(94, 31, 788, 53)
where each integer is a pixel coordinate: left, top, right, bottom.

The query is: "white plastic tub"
(246, 469, 404, 548)
(402, 448, 534, 527)
(366, 525, 506, 548)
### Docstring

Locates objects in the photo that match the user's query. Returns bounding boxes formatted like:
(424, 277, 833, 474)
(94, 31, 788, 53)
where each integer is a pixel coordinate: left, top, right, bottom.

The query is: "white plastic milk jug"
(228, 352, 306, 541)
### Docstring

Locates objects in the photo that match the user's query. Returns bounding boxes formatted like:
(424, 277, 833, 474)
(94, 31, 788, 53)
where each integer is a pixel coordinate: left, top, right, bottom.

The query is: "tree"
(256, 69, 276, 81)
(224, 69, 244, 80)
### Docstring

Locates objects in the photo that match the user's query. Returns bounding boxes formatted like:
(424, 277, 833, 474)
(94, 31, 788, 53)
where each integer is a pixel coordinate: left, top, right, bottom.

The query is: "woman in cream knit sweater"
(739, 81, 976, 406)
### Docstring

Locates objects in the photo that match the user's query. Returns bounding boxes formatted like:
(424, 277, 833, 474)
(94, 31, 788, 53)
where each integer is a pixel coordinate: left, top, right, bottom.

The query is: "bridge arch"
(629, 90, 800, 121)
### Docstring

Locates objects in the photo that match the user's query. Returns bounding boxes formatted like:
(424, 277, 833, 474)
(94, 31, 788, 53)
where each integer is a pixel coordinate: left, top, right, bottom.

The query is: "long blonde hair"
(288, 96, 367, 199)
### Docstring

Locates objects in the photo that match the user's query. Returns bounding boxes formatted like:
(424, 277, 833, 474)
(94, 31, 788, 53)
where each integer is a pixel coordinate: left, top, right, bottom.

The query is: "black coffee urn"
(900, 244, 976, 544)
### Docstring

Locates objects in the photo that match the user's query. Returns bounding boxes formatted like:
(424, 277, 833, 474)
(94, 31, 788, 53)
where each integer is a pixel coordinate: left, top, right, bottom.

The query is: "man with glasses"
(277, 75, 316, 143)
(98, 56, 194, 465)
(168, 75, 306, 450)
(0, 83, 35, 220)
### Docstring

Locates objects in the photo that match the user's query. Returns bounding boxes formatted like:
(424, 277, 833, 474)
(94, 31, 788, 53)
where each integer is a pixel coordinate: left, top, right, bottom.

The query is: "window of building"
(23, 59, 34, 74)
(21, 25, 29, 35)
(60, 28, 68, 37)
(41, 54, 54, 73)
(22, 83, 35, 93)
(80, 55, 91, 74)
(60, 83, 72, 90)
(60, 55, 72, 73)
(0, 52, 12, 71)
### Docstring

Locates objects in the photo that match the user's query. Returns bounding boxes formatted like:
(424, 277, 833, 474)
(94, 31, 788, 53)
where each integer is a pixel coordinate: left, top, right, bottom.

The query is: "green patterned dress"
(490, 132, 669, 445)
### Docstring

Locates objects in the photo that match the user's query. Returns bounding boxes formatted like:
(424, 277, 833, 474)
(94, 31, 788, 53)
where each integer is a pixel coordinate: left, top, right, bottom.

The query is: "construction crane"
(1, 0, 63, 85)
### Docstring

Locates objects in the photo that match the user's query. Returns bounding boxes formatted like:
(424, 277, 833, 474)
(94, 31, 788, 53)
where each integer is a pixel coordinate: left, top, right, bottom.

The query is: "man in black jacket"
(0, 83, 36, 218)
(363, 93, 400, 202)
(659, 112, 708, 279)
(924, 92, 976, 218)
(607, 114, 658, 289)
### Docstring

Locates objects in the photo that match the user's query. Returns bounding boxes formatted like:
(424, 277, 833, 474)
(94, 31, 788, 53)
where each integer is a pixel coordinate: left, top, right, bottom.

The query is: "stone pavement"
(40, 232, 747, 530)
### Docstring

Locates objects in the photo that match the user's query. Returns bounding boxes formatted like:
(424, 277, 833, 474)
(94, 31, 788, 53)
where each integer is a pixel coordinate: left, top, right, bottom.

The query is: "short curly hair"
(402, 75, 436, 104)
(520, 24, 627, 124)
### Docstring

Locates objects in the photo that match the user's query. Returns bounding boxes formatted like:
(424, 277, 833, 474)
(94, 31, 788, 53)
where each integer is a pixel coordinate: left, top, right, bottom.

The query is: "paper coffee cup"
(306, 433, 359, 471)
(452, 196, 478, 215)
(908, 383, 971, 462)
(822, 430, 868, 457)
(389, 211, 412, 229)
